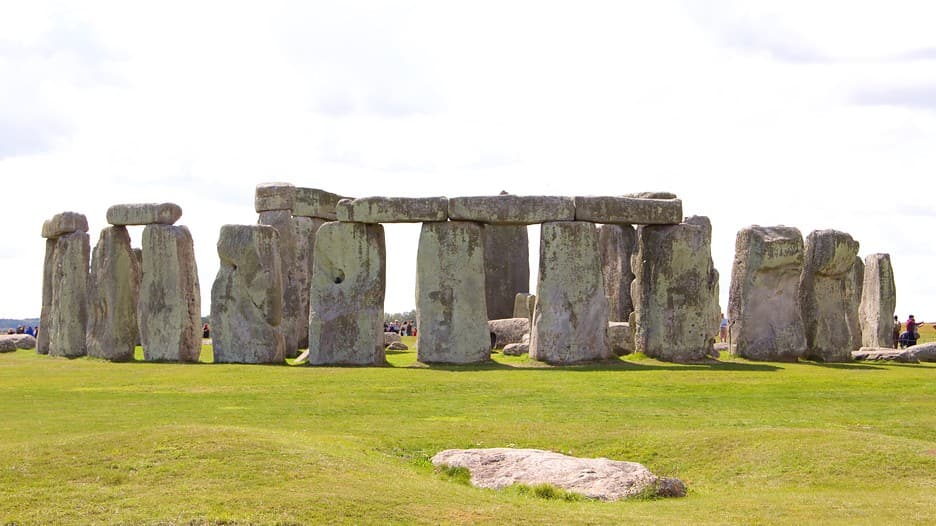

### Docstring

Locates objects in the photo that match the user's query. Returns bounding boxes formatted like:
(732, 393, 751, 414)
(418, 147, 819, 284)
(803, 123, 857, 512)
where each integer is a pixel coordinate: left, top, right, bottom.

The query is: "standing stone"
(87, 226, 141, 361)
(597, 224, 637, 322)
(37, 239, 56, 354)
(530, 221, 611, 364)
(308, 222, 386, 365)
(139, 225, 201, 362)
(295, 216, 327, 349)
(259, 210, 302, 357)
(210, 225, 285, 364)
(133, 248, 143, 346)
(799, 230, 861, 362)
(48, 231, 90, 358)
(727, 226, 806, 362)
(512, 293, 536, 321)
(608, 322, 634, 355)
(483, 223, 529, 320)
(631, 217, 720, 363)
(416, 221, 491, 364)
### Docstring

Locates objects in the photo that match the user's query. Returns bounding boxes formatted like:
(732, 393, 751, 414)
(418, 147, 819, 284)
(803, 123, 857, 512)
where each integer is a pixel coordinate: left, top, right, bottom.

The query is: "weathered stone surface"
(622, 192, 678, 199)
(0, 337, 16, 353)
(488, 318, 530, 348)
(416, 221, 491, 364)
(799, 230, 861, 362)
(448, 195, 575, 225)
(38, 239, 56, 354)
(530, 221, 611, 364)
(859, 253, 896, 348)
(912, 342, 936, 362)
(608, 322, 634, 355)
(502, 342, 529, 356)
(727, 226, 806, 362)
(106, 203, 182, 226)
(259, 210, 302, 357)
(431, 448, 686, 500)
(308, 222, 386, 365)
(87, 226, 141, 361)
(210, 225, 285, 364)
(512, 293, 535, 321)
(853, 347, 918, 363)
(384, 332, 402, 345)
(139, 225, 201, 362)
(574, 196, 683, 225)
(48, 231, 89, 358)
(0, 334, 36, 351)
(483, 223, 530, 320)
(41, 212, 89, 239)
(292, 187, 346, 220)
(254, 182, 296, 212)
(294, 216, 327, 349)
(597, 224, 636, 322)
(336, 196, 448, 223)
(631, 217, 720, 363)
(387, 341, 409, 351)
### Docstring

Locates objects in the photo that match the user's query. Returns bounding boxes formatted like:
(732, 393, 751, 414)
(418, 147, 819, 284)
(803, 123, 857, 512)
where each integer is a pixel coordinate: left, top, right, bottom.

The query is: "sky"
(2, 0, 935, 322)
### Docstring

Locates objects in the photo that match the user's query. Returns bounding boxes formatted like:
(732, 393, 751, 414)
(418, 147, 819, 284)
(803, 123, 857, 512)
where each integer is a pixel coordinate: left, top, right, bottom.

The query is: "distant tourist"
(892, 315, 902, 349)
(202, 323, 210, 339)
(719, 314, 729, 343)
(25, 326, 35, 337)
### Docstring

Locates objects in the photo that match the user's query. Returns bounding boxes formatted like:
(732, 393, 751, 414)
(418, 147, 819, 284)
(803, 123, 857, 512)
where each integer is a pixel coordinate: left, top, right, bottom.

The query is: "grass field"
(1, 329, 934, 525)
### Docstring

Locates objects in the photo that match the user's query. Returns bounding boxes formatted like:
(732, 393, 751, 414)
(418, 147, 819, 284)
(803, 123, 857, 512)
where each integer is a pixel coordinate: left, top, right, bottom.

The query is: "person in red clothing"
(899, 315, 925, 347)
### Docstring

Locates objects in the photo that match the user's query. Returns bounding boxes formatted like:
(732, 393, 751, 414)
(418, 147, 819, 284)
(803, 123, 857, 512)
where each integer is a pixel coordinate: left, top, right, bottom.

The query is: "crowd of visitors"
(385, 320, 416, 337)
(5, 325, 37, 336)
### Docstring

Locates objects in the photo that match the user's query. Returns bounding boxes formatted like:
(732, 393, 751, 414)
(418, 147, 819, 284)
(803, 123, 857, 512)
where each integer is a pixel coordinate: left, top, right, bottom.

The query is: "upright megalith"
(87, 226, 141, 361)
(530, 221, 611, 364)
(49, 231, 90, 358)
(799, 230, 862, 362)
(597, 224, 636, 322)
(512, 293, 536, 322)
(37, 239, 56, 354)
(210, 225, 285, 364)
(728, 226, 806, 362)
(416, 221, 491, 363)
(483, 222, 529, 320)
(139, 225, 201, 362)
(859, 254, 894, 347)
(308, 222, 386, 365)
(294, 216, 327, 349)
(258, 209, 302, 357)
(631, 216, 720, 363)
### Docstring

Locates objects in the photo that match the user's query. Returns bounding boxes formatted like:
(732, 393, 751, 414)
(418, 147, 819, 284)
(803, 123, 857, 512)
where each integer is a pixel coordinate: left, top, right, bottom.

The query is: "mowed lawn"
(1, 330, 934, 525)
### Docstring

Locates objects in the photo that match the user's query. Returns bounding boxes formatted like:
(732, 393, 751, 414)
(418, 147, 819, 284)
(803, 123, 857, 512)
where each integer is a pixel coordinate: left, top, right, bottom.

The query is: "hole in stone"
(334, 269, 345, 284)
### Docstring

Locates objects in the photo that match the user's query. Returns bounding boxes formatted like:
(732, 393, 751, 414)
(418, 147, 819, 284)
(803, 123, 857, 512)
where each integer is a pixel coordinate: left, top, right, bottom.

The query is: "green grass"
(1, 333, 934, 525)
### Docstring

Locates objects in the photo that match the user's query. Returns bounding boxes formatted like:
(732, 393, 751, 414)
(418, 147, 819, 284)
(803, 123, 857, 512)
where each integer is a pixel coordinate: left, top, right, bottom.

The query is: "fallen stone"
(0, 337, 16, 353)
(292, 187, 347, 220)
(49, 231, 90, 358)
(597, 224, 636, 322)
(87, 226, 141, 361)
(530, 221, 611, 364)
(431, 448, 686, 500)
(853, 347, 918, 363)
(483, 222, 530, 320)
(139, 225, 202, 362)
(254, 182, 296, 212)
(106, 203, 183, 226)
(387, 341, 409, 351)
(416, 221, 490, 364)
(859, 253, 896, 348)
(308, 222, 386, 365)
(41, 211, 89, 239)
(292, 349, 310, 365)
(210, 224, 285, 364)
(799, 230, 862, 362)
(502, 342, 529, 356)
(448, 195, 575, 225)
(911, 342, 936, 362)
(336, 196, 448, 223)
(574, 196, 683, 225)
(0, 334, 36, 351)
(488, 318, 531, 348)
(608, 322, 634, 356)
(728, 225, 806, 362)
(384, 332, 402, 345)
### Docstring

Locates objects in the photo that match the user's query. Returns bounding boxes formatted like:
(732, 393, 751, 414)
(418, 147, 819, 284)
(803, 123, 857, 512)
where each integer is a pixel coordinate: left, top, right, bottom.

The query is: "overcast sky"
(2, 0, 935, 322)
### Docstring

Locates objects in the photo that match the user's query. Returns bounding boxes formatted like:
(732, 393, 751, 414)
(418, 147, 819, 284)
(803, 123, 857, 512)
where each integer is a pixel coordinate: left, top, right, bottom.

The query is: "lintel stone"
(41, 212, 89, 239)
(255, 182, 296, 212)
(336, 196, 448, 223)
(448, 195, 574, 224)
(574, 196, 682, 225)
(106, 203, 182, 226)
(293, 187, 347, 220)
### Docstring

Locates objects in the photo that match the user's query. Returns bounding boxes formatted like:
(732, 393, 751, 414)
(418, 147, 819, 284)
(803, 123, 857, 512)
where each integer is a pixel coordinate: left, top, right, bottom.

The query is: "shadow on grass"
(802, 362, 885, 370)
(413, 358, 782, 372)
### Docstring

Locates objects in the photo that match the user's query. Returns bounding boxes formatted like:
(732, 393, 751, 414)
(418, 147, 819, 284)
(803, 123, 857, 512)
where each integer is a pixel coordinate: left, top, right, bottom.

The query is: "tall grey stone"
(49, 231, 90, 358)
(308, 222, 386, 365)
(483, 223, 529, 320)
(259, 210, 302, 357)
(210, 225, 285, 364)
(727, 226, 806, 362)
(139, 225, 201, 362)
(416, 221, 491, 364)
(799, 230, 861, 362)
(859, 254, 894, 347)
(87, 226, 141, 361)
(37, 239, 56, 354)
(106, 203, 182, 226)
(631, 217, 720, 363)
(512, 293, 536, 321)
(597, 224, 636, 322)
(530, 221, 611, 364)
(295, 216, 327, 349)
